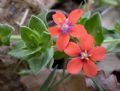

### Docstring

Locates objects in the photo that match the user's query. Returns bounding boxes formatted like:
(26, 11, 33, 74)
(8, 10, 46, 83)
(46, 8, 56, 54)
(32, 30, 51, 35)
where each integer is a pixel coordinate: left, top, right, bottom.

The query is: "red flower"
(64, 34, 106, 77)
(48, 9, 87, 51)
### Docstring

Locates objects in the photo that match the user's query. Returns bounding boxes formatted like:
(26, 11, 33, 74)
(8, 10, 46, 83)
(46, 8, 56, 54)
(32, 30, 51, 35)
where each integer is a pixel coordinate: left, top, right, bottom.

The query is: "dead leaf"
(86, 70, 120, 91)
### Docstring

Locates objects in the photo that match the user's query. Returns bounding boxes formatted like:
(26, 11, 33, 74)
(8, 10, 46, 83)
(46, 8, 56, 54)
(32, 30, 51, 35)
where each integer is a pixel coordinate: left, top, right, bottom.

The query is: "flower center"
(62, 24, 69, 30)
(80, 51, 90, 61)
(61, 19, 71, 33)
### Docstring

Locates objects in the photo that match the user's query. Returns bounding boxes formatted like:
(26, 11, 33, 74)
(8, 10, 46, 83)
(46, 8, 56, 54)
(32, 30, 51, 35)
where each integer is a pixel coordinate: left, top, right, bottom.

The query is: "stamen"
(61, 20, 71, 33)
(62, 24, 69, 30)
(85, 58, 89, 61)
(80, 51, 90, 62)
(89, 54, 92, 57)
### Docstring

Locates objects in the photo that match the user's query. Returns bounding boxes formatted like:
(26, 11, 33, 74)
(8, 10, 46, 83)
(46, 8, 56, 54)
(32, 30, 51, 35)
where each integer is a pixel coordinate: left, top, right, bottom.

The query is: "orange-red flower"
(48, 9, 87, 52)
(64, 34, 106, 77)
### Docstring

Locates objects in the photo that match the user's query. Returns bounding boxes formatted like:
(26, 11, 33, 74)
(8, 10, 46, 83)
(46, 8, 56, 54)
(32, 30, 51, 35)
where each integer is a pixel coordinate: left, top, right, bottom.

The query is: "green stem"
(92, 78, 104, 91)
(10, 35, 21, 41)
(50, 74, 71, 91)
(103, 39, 120, 43)
(62, 59, 69, 77)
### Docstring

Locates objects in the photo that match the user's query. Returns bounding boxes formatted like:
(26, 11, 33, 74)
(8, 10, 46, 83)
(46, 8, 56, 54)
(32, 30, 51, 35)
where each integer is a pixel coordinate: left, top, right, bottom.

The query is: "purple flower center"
(61, 19, 72, 33)
(80, 51, 90, 61)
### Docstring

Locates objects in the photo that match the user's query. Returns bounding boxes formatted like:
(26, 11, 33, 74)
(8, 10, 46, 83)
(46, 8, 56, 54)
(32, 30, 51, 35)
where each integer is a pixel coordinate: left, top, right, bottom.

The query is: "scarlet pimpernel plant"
(1, 6, 120, 91)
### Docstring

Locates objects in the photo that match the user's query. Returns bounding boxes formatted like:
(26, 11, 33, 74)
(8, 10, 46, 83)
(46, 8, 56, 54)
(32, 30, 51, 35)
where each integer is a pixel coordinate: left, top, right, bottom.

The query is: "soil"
(0, 46, 28, 91)
(0, 62, 28, 91)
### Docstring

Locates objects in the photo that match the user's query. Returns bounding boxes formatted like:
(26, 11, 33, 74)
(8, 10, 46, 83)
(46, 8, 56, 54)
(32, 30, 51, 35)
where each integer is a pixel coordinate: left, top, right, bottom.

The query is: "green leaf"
(41, 31, 51, 50)
(0, 24, 14, 45)
(78, 11, 91, 24)
(103, 28, 115, 35)
(47, 58, 54, 69)
(10, 35, 21, 42)
(20, 26, 41, 48)
(18, 69, 31, 75)
(10, 40, 25, 50)
(29, 15, 47, 34)
(85, 13, 104, 45)
(28, 47, 54, 74)
(9, 47, 41, 59)
(115, 21, 120, 33)
(40, 66, 57, 91)
(54, 51, 66, 60)
(37, 9, 48, 27)
(28, 57, 43, 74)
(113, 43, 120, 59)
(83, 11, 91, 19)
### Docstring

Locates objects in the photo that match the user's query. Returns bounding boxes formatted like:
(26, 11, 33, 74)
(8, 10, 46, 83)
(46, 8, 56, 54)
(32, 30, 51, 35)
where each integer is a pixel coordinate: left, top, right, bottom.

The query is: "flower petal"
(64, 42, 80, 57)
(79, 34, 94, 51)
(48, 26, 60, 36)
(67, 58, 83, 74)
(52, 11, 66, 25)
(70, 24, 87, 38)
(89, 47, 106, 61)
(68, 9, 84, 24)
(56, 33, 70, 52)
(83, 61, 98, 77)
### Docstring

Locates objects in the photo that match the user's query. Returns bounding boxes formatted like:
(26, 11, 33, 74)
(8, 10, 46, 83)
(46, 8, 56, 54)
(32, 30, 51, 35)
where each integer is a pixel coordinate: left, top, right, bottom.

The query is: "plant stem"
(91, 78, 104, 91)
(50, 74, 71, 91)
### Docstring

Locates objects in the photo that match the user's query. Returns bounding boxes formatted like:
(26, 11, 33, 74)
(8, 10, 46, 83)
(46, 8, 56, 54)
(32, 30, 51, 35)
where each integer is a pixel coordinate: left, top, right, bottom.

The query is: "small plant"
(1, 7, 120, 91)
